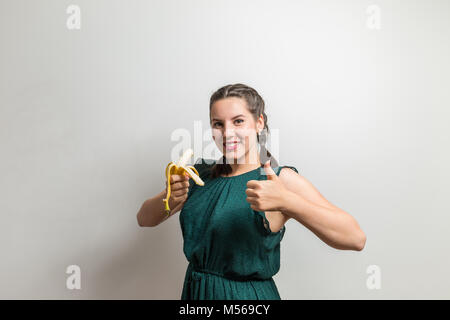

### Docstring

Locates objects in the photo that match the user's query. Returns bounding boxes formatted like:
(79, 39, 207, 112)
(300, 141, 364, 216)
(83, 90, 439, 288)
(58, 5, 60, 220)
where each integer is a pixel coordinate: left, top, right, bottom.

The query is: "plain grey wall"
(1, 0, 449, 299)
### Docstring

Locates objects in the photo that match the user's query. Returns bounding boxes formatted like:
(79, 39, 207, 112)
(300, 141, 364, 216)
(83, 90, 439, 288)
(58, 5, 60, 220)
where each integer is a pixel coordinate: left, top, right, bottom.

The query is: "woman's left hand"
(245, 160, 291, 212)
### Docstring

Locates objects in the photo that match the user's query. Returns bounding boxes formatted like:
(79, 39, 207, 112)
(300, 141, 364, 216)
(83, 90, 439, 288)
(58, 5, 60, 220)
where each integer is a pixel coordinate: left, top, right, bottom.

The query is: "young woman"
(137, 83, 366, 300)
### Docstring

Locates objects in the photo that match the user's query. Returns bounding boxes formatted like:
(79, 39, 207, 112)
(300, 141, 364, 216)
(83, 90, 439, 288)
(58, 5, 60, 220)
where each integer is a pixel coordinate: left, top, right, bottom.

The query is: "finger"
(170, 177, 189, 186)
(172, 193, 188, 203)
(263, 160, 278, 181)
(176, 180, 190, 188)
(246, 180, 260, 189)
(171, 181, 190, 191)
(172, 187, 189, 196)
(246, 196, 257, 204)
(171, 174, 191, 184)
(245, 189, 258, 197)
(170, 174, 186, 183)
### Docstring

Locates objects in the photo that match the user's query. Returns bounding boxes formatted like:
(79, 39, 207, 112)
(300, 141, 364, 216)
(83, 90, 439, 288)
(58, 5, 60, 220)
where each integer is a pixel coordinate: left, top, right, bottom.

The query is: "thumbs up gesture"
(245, 160, 289, 212)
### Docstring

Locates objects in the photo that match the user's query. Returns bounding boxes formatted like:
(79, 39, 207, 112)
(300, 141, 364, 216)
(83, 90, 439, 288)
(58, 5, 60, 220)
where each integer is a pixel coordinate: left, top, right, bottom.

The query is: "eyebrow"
(211, 114, 245, 122)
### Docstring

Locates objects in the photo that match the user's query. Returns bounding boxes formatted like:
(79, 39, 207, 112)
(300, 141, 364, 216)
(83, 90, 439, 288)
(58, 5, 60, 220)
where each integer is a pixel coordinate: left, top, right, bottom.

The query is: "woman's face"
(210, 97, 264, 164)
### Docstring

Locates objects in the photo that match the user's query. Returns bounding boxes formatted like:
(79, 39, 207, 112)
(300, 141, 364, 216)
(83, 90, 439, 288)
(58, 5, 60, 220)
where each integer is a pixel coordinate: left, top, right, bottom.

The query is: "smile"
(223, 141, 240, 150)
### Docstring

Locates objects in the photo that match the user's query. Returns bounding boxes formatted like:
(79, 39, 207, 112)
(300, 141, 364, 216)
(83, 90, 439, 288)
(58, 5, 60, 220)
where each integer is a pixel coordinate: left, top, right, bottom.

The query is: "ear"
(257, 114, 265, 131)
(256, 119, 264, 134)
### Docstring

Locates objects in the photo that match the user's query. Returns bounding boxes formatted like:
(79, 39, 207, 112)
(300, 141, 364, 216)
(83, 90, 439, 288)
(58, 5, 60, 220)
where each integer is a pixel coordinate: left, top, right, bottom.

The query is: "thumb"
(263, 160, 277, 180)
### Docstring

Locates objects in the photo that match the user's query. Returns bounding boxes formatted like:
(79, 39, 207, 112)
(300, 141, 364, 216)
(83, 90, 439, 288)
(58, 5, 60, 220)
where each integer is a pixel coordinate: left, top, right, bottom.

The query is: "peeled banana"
(163, 148, 205, 216)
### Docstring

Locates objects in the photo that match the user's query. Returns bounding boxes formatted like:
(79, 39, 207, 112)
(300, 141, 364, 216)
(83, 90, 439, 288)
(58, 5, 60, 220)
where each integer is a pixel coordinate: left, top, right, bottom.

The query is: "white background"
(1, 0, 449, 299)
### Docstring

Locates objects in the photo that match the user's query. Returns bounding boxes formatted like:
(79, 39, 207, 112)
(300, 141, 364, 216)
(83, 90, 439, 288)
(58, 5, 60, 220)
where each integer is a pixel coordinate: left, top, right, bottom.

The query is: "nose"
(223, 128, 236, 135)
(215, 127, 237, 141)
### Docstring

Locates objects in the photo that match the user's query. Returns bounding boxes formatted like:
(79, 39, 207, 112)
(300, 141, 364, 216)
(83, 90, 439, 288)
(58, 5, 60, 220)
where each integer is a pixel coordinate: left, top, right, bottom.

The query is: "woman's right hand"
(165, 173, 190, 210)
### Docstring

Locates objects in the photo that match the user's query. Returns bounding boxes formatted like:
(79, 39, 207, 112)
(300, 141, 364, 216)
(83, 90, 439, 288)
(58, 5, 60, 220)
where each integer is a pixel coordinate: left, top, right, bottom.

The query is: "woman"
(137, 83, 366, 300)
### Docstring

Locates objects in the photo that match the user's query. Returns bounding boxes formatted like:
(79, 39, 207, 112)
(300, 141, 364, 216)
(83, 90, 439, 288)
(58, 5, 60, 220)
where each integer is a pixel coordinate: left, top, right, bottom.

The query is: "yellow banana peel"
(163, 148, 204, 216)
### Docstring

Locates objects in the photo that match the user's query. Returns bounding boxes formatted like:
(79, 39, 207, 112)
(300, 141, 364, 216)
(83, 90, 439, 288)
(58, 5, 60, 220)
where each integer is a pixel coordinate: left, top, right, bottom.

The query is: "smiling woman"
(137, 83, 366, 300)
(208, 84, 279, 178)
(176, 83, 301, 300)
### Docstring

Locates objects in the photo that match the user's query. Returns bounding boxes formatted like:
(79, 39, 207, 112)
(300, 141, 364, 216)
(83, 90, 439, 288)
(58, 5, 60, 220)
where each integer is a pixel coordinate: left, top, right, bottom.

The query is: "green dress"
(179, 158, 299, 300)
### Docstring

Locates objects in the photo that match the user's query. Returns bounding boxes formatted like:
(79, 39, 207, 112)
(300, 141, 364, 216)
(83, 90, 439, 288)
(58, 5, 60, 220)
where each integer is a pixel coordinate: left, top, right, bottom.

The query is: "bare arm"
(137, 175, 189, 227)
(279, 168, 366, 251)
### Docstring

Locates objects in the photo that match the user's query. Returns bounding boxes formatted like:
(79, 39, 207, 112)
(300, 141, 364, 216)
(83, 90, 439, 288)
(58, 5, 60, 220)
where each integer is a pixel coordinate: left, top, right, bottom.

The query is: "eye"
(212, 119, 243, 127)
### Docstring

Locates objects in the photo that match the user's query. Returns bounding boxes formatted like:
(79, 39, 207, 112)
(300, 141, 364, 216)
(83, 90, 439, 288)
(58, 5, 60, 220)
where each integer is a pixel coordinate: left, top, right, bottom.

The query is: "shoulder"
(277, 165, 299, 181)
(278, 165, 311, 192)
(278, 165, 340, 211)
(278, 165, 298, 175)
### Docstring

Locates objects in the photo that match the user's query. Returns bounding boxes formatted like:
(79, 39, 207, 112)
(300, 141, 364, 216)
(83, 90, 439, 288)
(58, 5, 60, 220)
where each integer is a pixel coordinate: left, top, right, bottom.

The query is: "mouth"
(223, 141, 240, 151)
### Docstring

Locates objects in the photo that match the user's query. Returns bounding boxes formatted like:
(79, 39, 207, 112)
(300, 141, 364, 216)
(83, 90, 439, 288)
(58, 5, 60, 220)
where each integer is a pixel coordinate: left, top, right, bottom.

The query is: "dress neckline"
(218, 166, 262, 179)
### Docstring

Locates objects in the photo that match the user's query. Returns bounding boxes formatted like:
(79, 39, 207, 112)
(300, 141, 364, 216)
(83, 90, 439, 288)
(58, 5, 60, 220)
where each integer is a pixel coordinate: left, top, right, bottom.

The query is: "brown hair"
(209, 83, 279, 179)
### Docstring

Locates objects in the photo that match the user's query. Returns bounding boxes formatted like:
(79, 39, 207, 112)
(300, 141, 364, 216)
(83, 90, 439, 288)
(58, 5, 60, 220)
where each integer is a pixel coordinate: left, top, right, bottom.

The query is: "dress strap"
(276, 165, 299, 175)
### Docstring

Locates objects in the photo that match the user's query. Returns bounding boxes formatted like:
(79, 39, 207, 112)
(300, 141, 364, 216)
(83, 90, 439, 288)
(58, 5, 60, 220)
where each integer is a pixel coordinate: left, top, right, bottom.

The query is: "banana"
(163, 148, 204, 216)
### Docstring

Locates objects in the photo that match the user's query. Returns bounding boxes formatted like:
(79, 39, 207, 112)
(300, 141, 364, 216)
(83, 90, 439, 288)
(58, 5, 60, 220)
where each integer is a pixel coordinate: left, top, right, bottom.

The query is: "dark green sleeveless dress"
(179, 158, 299, 300)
